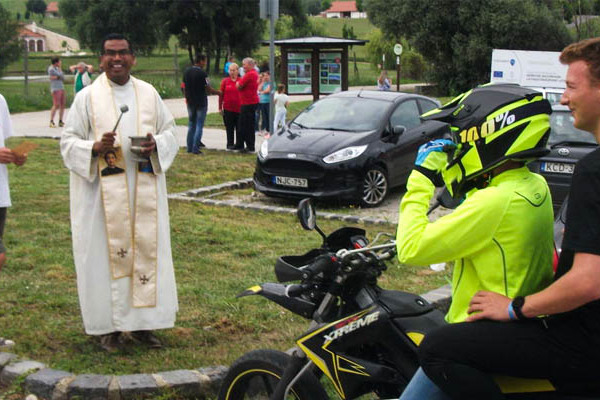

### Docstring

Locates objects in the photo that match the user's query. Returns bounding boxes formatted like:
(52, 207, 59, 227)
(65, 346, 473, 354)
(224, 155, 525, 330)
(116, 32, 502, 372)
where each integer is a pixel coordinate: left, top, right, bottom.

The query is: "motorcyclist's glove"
(414, 139, 456, 187)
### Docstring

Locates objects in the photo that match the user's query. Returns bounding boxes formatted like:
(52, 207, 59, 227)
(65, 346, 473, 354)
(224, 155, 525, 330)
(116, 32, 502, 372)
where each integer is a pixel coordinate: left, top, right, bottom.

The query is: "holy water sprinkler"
(111, 105, 129, 132)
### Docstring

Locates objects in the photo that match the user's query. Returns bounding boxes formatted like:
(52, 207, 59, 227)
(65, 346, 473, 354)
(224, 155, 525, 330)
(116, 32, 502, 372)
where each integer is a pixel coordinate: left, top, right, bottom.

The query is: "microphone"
(111, 105, 129, 132)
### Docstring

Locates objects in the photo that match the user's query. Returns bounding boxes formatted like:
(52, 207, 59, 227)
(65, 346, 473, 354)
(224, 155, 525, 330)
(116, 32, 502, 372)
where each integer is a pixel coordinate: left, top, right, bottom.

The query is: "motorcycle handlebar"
(336, 241, 396, 262)
(302, 254, 334, 279)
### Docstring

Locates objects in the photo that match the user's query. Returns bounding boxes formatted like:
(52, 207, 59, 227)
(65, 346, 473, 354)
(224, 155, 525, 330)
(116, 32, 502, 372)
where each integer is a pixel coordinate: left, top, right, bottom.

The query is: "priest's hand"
(140, 133, 156, 157)
(92, 132, 117, 156)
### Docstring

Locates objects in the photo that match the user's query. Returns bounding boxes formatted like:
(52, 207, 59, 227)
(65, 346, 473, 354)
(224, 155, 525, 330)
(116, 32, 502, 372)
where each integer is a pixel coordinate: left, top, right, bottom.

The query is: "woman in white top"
(377, 70, 392, 91)
(272, 83, 290, 135)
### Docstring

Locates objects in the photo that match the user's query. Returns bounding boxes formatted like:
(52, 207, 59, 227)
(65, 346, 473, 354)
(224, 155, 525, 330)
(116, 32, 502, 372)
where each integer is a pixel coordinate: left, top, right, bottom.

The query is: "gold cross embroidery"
(117, 248, 128, 258)
(139, 275, 150, 285)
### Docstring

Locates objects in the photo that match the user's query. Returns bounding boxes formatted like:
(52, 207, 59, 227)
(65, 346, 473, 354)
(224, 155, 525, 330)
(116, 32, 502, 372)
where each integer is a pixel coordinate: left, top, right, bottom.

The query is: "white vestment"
(60, 75, 179, 335)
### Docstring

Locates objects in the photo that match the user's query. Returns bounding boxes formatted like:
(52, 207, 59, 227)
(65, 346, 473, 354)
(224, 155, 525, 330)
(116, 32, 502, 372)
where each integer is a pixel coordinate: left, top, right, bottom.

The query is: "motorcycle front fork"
(269, 347, 315, 400)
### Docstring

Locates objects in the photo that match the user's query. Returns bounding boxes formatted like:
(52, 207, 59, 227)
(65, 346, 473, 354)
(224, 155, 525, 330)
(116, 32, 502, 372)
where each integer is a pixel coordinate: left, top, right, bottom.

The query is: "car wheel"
(361, 166, 388, 207)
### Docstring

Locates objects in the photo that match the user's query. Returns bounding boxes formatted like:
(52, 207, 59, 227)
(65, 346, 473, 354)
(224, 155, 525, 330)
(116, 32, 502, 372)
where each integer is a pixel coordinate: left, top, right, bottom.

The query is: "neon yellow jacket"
(396, 167, 554, 323)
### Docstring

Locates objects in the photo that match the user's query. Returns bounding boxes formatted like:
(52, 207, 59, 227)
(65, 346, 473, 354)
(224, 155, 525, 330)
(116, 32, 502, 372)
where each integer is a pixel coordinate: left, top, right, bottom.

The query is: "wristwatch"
(511, 296, 527, 320)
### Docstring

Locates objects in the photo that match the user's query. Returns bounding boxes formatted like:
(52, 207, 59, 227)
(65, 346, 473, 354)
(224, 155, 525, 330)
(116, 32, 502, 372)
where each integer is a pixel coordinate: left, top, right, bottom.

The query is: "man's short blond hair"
(560, 38, 600, 82)
(242, 57, 255, 67)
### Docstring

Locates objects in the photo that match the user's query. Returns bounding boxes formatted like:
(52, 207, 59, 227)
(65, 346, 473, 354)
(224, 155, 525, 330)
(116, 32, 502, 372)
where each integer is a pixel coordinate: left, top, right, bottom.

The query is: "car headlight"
(259, 140, 269, 159)
(323, 145, 368, 164)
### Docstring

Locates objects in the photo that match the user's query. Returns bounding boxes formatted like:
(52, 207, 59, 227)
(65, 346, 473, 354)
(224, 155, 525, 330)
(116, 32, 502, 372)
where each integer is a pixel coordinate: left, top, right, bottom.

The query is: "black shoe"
(232, 146, 245, 153)
(192, 150, 203, 155)
(245, 148, 255, 153)
(99, 332, 122, 353)
(199, 142, 206, 148)
(131, 330, 162, 348)
(226, 145, 235, 150)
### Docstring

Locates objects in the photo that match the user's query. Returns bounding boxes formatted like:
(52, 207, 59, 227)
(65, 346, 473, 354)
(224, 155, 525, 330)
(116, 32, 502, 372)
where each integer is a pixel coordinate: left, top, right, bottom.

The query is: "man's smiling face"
(100, 39, 136, 85)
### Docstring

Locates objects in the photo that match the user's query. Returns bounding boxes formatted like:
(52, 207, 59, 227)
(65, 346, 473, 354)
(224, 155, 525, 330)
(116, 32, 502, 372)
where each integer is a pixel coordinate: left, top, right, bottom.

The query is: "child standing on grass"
(272, 84, 289, 136)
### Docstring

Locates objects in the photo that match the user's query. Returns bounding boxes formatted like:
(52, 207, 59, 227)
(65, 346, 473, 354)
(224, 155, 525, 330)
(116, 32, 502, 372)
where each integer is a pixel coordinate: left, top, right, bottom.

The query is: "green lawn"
(0, 138, 449, 384)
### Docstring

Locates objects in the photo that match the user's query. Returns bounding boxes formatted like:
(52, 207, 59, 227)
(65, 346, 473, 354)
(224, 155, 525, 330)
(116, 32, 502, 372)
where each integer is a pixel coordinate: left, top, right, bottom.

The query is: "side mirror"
(297, 198, 328, 244)
(392, 125, 406, 136)
(297, 198, 316, 231)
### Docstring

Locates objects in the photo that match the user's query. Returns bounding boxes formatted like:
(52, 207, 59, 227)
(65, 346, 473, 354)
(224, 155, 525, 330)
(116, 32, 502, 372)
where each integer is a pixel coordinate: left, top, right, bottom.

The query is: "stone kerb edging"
(168, 178, 395, 226)
(0, 355, 227, 400)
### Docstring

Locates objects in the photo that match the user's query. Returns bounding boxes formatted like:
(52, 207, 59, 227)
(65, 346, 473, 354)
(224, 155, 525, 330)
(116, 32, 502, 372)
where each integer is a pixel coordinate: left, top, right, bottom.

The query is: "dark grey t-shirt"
(48, 65, 64, 92)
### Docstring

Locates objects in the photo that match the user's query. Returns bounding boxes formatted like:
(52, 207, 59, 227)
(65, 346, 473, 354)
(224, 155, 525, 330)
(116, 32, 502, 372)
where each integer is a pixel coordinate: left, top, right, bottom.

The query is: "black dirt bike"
(218, 198, 600, 400)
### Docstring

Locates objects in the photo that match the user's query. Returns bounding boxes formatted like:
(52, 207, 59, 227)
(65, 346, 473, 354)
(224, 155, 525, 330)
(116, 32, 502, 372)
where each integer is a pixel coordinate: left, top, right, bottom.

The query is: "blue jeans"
(399, 367, 450, 400)
(187, 104, 207, 153)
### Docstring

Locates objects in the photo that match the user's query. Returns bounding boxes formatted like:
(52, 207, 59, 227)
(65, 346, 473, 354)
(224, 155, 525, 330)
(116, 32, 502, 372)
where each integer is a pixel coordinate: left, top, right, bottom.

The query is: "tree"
(366, 0, 572, 94)
(26, 0, 46, 18)
(158, 0, 265, 73)
(304, 0, 324, 15)
(321, 0, 332, 11)
(0, 3, 21, 78)
(60, 0, 164, 55)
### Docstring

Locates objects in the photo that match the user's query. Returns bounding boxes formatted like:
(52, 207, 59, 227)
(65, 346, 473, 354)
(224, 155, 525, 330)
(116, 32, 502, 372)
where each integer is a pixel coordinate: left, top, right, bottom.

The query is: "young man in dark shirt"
(182, 54, 220, 154)
(417, 37, 600, 399)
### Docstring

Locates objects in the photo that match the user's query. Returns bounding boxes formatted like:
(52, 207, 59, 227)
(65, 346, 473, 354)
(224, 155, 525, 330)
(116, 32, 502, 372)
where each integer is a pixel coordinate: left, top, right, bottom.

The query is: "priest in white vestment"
(60, 34, 179, 351)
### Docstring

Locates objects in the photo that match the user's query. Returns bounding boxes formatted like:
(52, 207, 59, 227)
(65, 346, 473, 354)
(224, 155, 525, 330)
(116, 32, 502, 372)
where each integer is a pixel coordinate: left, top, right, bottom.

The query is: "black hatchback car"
(529, 105, 598, 212)
(253, 90, 443, 207)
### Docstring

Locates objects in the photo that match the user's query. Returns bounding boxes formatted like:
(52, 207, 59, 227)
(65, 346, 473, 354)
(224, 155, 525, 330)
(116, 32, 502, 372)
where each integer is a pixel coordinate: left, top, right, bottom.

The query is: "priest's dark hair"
(100, 33, 134, 56)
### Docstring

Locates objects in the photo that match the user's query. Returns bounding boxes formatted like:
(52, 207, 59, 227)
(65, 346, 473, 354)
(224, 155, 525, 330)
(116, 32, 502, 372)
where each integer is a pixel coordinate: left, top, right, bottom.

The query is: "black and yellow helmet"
(421, 84, 552, 199)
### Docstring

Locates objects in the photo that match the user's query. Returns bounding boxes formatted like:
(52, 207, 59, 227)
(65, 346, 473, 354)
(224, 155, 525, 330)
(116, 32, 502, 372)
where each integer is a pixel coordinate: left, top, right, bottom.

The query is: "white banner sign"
(490, 49, 566, 89)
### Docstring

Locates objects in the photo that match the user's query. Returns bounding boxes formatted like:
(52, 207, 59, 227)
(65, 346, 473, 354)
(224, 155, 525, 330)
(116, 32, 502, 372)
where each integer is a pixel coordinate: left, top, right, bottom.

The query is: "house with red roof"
(18, 22, 80, 53)
(323, 1, 367, 18)
(45, 1, 60, 18)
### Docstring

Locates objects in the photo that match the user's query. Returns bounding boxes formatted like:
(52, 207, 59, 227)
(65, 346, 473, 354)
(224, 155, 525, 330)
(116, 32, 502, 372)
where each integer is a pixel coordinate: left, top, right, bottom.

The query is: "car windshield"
(549, 111, 597, 145)
(292, 97, 390, 132)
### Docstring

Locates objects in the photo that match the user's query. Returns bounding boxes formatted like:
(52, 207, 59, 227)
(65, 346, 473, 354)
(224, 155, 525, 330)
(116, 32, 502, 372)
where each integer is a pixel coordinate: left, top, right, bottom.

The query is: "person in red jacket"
(235, 57, 259, 153)
(219, 63, 242, 150)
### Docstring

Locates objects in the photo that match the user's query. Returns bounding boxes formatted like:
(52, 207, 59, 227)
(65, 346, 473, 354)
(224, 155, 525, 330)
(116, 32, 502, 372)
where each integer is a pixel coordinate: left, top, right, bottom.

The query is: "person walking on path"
(182, 54, 221, 154)
(272, 83, 289, 135)
(48, 57, 66, 128)
(257, 71, 272, 136)
(235, 57, 259, 153)
(60, 33, 180, 353)
(0, 93, 27, 349)
(69, 62, 94, 95)
(219, 63, 242, 150)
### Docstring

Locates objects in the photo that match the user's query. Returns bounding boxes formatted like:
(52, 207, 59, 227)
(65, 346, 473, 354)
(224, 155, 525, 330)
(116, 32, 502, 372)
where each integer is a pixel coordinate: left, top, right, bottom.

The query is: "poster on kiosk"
(490, 49, 566, 104)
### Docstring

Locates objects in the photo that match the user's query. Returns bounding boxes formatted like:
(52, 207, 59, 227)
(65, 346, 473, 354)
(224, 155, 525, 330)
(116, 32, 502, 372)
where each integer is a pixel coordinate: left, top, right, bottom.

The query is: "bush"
(401, 50, 427, 81)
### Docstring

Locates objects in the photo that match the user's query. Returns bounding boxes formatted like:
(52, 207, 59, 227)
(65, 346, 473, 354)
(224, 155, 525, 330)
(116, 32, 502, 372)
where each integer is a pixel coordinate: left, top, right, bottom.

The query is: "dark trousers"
(419, 316, 600, 399)
(222, 110, 239, 147)
(0, 207, 6, 254)
(238, 104, 257, 151)
(258, 102, 270, 132)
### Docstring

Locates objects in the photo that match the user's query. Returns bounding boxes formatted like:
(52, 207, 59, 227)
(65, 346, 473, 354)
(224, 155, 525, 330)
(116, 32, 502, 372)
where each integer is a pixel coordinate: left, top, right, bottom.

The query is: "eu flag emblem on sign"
(493, 71, 503, 78)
